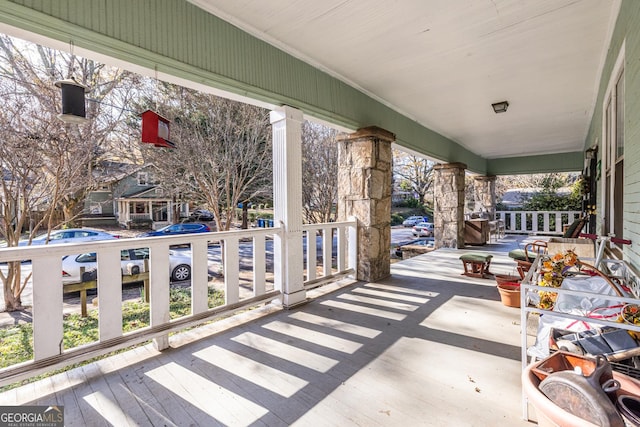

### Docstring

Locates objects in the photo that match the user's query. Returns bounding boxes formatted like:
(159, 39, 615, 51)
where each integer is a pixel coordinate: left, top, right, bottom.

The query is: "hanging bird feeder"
(140, 110, 176, 148)
(54, 78, 90, 124)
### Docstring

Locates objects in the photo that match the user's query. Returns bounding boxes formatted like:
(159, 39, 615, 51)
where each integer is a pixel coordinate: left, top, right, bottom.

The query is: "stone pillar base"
(473, 175, 497, 219)
(433, 163, 467, 249)
(337, 127, 394, 282)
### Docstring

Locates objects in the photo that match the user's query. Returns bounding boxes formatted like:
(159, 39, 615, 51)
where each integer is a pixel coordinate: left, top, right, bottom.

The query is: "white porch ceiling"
(189, 0, 619, 160)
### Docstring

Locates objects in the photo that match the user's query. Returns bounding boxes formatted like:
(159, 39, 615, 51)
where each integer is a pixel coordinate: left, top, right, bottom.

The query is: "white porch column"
(270, 106, 305, 308)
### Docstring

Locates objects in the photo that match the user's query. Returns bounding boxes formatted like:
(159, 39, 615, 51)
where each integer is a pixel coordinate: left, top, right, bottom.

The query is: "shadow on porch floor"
(0, 235, 536, 426)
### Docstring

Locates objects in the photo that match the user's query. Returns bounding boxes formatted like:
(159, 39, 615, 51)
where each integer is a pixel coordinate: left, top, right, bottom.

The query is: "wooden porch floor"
(0, 235, 536, 426)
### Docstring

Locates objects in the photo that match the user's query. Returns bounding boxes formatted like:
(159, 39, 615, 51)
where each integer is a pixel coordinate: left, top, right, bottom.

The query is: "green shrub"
(391, 213, 405, 226)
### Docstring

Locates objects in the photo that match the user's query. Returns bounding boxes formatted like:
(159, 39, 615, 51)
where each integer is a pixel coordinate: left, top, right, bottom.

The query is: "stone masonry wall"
(337, 127, 394, 282)
(433, 163, 466, 249)
(473, 175, 497, 219)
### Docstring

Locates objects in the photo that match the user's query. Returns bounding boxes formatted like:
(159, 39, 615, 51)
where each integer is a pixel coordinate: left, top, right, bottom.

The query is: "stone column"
(337, 126, 393, 282)
(433, 163, 467, 249)
(270, 106, 305, 308)
(473, 175, 497, 219)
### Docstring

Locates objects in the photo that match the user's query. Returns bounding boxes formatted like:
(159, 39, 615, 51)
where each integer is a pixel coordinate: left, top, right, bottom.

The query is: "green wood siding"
(0, 0, 519, 174)
(84, 191, 114, 215)
(487, 152, 584, 176)
(584, 0, 640, 269)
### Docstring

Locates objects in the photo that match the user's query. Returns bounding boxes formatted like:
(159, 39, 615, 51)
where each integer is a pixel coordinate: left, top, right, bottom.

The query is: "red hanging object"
(140, 110, 176, 148)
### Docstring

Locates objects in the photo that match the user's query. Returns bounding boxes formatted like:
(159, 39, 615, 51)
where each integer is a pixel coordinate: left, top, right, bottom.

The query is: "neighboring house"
(81, 162, 188, 229)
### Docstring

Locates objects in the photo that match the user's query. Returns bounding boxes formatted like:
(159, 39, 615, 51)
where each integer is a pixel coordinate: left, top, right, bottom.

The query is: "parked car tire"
(171, 264, 191, 282)
(81, 269, 97, 282)
(127, 264, 140, 275)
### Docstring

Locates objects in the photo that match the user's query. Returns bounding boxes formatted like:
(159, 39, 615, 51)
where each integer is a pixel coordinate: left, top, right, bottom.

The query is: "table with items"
(520, 248, 640, 426)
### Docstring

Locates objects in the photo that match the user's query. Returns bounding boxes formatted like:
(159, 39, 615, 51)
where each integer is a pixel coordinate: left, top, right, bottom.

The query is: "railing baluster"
(348, 219, 358, 275)
(32, 255, 63, 360)
(322, 227, 332, 276)
(149, 242, 171, 351)
(224, 237, 240, 304)
(337, 225, 346, 272)
(253, 234, 266, 296)
(191, 240, 209, 314)
(97, 247, 124, 341)
(306, 229, 316, 282)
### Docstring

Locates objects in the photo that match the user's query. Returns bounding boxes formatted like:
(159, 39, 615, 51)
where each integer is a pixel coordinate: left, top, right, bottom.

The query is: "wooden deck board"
(111, 347, 180, 427)
(0, 240, 535, 426)
(98, 357, 154, 426)
(65, 364, 104, 426)
(49, 371, 84, 426)
(120, 346, 203, 426)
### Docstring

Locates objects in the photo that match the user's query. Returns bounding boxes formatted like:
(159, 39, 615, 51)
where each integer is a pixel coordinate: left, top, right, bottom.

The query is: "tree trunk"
(2, 262, 24, 311)
(241, 203, 248, 229)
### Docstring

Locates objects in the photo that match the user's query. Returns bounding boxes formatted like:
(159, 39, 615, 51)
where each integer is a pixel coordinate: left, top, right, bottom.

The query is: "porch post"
(270, 106, 306, 308)
(337, 126, 393, 282)
(433, 163, 467, 249)
(473, 175, 497, 219)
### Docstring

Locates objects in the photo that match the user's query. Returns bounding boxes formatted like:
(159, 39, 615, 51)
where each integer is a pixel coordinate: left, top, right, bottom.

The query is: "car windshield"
(47, 231, 70, 240)
(76, 253, 97, 262)
(132, 248, 150, 259)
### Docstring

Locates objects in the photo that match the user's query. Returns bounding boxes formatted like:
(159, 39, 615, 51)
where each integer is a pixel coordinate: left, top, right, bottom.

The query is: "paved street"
(1, 227, 419, 312)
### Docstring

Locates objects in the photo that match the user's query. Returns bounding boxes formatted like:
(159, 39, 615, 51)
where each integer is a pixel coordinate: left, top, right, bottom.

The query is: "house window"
(137, 171, 157, 186)
(602, 45, 624, 245)
(137, 172, 148, 186)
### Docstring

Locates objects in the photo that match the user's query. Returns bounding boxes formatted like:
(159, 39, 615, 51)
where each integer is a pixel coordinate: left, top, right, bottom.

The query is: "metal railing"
(0, 219, 357, 386)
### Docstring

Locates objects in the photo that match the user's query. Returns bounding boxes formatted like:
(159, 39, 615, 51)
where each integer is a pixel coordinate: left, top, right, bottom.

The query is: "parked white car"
(412, 222, 435, 237)
(19, 228, 119, 246)
(61, 248, 192, 284)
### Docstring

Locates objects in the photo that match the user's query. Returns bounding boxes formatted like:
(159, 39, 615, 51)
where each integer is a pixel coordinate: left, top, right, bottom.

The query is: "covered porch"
(0, 237, 534, 426)
(0, 1, 639, 425)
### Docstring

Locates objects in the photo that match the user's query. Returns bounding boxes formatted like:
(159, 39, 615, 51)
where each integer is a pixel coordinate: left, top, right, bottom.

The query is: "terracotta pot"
(495, 273, 521, 287)
(523, 362, 640, 427)
(497, 283, 520, 308)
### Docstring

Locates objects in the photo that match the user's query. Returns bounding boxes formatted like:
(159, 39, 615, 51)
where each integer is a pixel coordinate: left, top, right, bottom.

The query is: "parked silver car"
(61, 248, 192, 284)
(402, 216, 427, 227)
(19, 228, 119, 246)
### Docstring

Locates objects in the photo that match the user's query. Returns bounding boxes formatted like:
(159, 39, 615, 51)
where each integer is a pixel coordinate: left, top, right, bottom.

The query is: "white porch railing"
(129, 213, 151, 221)
(302, 220, 358, 288)
(0, 219, 357, 386)
(495, 210, 582, 235)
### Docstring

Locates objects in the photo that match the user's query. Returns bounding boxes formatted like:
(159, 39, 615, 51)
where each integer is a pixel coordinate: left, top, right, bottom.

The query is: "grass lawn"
(0, 286, 225, 391)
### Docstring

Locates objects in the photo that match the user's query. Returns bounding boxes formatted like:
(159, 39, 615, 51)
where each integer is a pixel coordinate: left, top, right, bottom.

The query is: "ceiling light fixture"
(491, 101, 509, 114)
